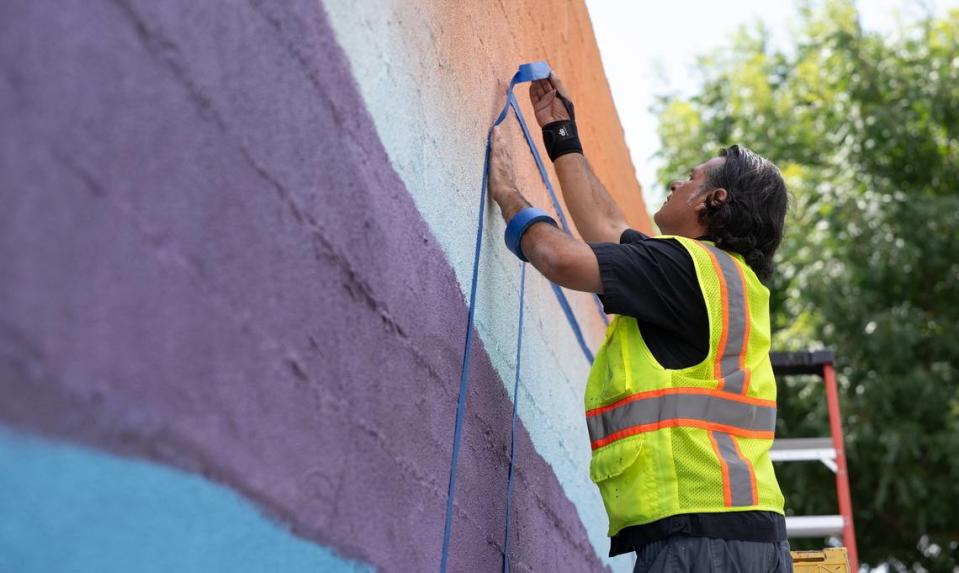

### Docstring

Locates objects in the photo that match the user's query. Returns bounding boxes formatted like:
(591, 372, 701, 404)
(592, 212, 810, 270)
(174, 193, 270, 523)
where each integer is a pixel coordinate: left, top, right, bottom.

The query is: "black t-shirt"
(589, 229, 786, 557)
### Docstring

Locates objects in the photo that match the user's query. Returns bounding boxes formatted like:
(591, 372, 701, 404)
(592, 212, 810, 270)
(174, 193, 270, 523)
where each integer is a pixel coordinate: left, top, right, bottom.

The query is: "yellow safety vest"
(585, 236, 785, 536)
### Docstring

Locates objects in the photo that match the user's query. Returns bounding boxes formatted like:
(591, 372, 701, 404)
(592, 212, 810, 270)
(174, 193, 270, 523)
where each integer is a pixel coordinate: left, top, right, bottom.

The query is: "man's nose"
(669, 180, 681, 192)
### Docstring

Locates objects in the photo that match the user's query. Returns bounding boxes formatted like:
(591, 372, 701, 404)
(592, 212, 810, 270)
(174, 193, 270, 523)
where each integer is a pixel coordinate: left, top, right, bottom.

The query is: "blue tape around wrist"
(504, 207, 557, 262)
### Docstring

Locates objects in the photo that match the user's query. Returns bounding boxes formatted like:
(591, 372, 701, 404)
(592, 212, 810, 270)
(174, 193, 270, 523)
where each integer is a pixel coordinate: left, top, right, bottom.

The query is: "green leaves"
(655, 2, 959, 569)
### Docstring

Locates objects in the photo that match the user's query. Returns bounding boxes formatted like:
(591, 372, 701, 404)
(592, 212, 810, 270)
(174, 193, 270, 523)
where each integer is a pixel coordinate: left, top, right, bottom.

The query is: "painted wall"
(0, 1, 650, 571)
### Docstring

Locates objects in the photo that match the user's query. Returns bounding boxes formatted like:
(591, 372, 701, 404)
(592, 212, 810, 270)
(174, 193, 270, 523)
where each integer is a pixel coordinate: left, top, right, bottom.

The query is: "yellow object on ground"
(791, 548, 850, 572)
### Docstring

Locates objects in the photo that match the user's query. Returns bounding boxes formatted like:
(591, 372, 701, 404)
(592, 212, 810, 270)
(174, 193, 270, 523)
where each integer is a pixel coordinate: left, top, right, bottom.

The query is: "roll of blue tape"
(504, 207, 557, 262)
(515, 61, 551, 82)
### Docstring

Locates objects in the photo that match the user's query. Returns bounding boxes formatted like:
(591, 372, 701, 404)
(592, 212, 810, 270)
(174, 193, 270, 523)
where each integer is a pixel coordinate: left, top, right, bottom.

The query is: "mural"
(0, 0, 649, 571)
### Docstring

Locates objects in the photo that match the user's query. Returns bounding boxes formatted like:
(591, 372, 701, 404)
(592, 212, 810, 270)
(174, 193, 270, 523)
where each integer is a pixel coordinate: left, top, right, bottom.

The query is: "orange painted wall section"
(432, 2, 651, 235)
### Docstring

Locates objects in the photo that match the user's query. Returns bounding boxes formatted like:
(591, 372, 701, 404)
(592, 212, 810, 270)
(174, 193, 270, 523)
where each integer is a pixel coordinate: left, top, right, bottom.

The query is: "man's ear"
(694, 187, 728, 212)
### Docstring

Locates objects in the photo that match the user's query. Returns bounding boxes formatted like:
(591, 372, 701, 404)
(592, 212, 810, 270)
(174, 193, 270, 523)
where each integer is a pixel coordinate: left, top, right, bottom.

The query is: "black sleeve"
(617, 228, 649, 245)
(588, 229, 709, 369)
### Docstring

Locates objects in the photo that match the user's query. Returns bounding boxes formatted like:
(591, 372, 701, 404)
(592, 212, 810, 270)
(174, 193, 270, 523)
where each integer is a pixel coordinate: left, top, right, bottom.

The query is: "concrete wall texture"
(0, 1, 651, 571)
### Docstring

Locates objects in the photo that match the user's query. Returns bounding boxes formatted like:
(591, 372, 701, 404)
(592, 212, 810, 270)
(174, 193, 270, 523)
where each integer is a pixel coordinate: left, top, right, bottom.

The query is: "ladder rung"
(786, 515, 845, 537)
(770, 438, 836, 462)
(770, 350, 834, 376)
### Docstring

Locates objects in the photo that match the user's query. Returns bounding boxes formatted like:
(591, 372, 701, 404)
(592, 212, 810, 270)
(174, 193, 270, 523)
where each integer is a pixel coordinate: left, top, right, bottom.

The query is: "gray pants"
(633, 536, 793, 572)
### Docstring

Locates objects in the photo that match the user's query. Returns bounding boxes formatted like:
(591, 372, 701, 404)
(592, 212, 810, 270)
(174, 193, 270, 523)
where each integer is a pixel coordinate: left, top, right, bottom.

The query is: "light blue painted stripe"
(0, 427, 375, 573)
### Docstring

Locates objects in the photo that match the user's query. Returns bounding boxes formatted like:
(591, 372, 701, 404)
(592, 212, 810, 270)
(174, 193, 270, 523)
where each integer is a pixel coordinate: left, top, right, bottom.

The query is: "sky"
(585, 0, 959, 210)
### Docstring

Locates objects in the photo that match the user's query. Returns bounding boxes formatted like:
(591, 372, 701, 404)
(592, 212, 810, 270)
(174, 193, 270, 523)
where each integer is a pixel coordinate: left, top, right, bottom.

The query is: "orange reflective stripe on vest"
(702, 243, 752, 394)
(698, 242, 759, 506)
(709, 431, 760, 506)
(585, 387, 776, 449)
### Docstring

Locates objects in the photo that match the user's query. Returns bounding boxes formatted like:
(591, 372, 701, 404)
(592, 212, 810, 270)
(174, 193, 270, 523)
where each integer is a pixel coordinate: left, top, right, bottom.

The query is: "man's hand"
(488, 121, 529, 221)
(530, 73, 573, 128)
(528, 70, 628, 243)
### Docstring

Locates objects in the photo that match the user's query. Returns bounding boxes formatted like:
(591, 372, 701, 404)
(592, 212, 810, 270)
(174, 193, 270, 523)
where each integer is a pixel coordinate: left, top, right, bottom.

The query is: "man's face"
(654, 156, 725, 234)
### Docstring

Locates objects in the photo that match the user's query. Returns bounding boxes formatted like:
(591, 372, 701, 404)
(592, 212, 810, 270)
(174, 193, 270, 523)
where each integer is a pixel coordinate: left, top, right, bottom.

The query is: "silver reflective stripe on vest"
(586, 391, 776, 445)
(712, 431, 757, 506)
(703, 243, 759, 506)
(703, 244, 749, 394)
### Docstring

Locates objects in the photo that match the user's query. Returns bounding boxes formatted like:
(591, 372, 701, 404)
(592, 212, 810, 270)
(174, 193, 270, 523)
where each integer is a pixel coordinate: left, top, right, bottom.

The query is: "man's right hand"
(530, 73, 573, 127)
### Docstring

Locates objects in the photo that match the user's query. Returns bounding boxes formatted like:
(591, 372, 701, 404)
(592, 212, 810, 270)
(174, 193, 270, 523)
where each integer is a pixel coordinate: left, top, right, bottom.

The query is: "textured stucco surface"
(0, 0, 648, 571)
(0, 0, 638, 571)
(322, 1, 648, 567)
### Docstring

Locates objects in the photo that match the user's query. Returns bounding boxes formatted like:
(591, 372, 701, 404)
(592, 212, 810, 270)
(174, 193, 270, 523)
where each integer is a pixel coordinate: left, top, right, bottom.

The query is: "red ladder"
(769, 350, 859, 572)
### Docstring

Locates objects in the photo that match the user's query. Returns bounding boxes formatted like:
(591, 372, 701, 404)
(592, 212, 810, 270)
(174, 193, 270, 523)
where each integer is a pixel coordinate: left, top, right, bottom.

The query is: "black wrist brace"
(542, 119, 583, 161)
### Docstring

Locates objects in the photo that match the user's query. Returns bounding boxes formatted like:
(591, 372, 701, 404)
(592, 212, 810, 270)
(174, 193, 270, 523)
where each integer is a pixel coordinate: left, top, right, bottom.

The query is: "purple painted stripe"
(0, 1, 604, 571)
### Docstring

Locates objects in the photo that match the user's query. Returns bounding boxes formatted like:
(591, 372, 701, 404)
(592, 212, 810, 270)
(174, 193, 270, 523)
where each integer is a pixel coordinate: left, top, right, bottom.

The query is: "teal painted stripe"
(0, 427, 374, 573)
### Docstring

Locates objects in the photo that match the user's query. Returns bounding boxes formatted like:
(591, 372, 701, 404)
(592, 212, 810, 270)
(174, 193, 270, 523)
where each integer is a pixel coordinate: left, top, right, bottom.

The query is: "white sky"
(585, 0, 959, 209)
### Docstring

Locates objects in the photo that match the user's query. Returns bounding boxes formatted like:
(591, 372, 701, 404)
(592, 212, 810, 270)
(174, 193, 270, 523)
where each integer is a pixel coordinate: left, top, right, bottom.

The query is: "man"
(487, 72, 793, 572)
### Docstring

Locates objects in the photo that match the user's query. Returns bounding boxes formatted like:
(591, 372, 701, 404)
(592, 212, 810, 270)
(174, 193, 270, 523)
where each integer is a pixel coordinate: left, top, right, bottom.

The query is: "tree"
(654, 2, 959, 570)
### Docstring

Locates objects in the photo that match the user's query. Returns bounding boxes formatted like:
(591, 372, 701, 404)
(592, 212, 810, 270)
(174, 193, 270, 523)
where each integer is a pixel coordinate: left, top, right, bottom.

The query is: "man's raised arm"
(530, 73, 629, 244)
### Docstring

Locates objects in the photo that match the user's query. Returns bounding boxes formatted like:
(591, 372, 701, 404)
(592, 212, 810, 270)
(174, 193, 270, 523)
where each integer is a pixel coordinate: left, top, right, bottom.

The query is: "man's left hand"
(488, 121, 527, 220)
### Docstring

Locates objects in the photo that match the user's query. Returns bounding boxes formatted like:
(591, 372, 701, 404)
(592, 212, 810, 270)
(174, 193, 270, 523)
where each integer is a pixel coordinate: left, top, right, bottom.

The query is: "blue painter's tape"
(504, 207, 557, 261)
(441, 61, 607, 573)
(516, 61, 551, 82)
